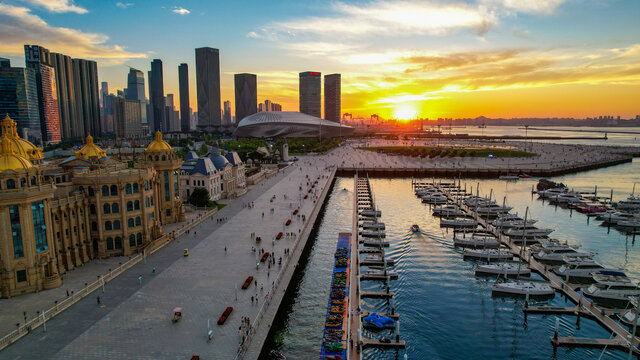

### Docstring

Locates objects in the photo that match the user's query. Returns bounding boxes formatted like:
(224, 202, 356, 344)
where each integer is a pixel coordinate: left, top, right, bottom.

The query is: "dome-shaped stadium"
(234, 111, 353, 138)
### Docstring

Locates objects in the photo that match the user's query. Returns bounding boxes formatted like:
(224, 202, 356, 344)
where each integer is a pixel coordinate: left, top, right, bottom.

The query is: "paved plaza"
(2, 157, 335, 359)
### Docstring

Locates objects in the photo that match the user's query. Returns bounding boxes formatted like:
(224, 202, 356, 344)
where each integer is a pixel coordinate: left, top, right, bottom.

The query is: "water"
(433, 126, 640, 147)
(265, 160, 640, 359)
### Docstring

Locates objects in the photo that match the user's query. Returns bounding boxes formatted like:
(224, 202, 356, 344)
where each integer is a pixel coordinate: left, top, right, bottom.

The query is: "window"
(31, 176, 36, 186)
(112, 203, 119, 213)
(129, 234, 136, 247)
(144, 181, 149, 191)
(10, 205, 23, 258)
(166, 209, 171, 216)
(105, 221, 112, 231)
(16, 270, 27, 282)
(107, 237, 114, 250)
(125, 183, 132, 194)
(102, 185, 109, 196)
(7, 179, 15, 189)
(20, 178, 26, 187)
(135, 216, 141, 226)
(155, 155, 159, 161)
(133, 183, 139, 193)
(88, 186, 94, 196)
(145, 197, 150, 208)
(164, 171, 170, 201)
(186, 179, 189, 186)
(148, 213, 154, 220)
(103, 203, 111, 214)
(134, 200, 140, 210)
(128, 218, 134, 228)
(162, 155, 166, 161)
(90, 204, 96, 215)
(32, 201, 47, 252)
(113, 220, 121, 230)
(150, 197, 153, 205)
(91, 221, 97, 231)
(114, 236, 122, 249)
(127, 201, 133, 212)
(110, 185, 118, 196)
(136, 233, 142, 245)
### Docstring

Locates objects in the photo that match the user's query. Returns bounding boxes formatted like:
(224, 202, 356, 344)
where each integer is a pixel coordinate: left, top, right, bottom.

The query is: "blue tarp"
(363, 313, 395, 330)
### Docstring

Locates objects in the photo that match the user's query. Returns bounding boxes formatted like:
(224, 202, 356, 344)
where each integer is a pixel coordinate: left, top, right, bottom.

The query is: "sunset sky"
(1, 0, 639, 120)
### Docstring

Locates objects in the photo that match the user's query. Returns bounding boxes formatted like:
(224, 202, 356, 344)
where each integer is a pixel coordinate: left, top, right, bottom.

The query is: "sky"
(1, 0, 639, 120)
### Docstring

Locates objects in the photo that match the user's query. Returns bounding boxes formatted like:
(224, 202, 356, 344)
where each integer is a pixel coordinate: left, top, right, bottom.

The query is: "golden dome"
(0, 136, 33, 172)
(75, 134, 107, 159)
(146, 131, 172, 152)
(1, 114, 43, 162)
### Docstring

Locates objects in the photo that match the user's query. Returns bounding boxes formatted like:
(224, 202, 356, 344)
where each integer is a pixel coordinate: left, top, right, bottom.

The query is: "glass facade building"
(0, 61, 41, 144)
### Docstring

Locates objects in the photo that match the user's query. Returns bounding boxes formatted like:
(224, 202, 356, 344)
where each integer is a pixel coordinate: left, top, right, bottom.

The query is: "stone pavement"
(1, 158, 335, 359)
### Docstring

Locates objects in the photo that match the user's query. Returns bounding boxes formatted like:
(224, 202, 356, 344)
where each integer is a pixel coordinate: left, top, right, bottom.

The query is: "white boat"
(537, 187, 569, 198)
(454, 235, 500, 249)
(440, 218, 477, 228)
(617, 308, 640, 329)
(361, 239, 390, 247)
(492, 280, 555, 297)
(416, 188, 439, 196)
(362, 254, 394, 264)
(616, 218, 640, 228)
(433, 205, 464, 217)
(552, 257, 616, 283)
(363, 269, 399, 279)
(360, 222, 385, 230)
(599, 211, 636, 224)
(475, 204, 512, 216)
(583, 271, 640, 306)
(533, 248, 593, 265)
(410, 224, 420, 232)
(361, 230, 386, 238)
(463, 249, 513, 261)
(503, 226, 553, 238)
(422, 195, 448, 204)
(475, 262, 531, 277)
(360, 210, 381, 217)
(548, 192, 582, 204)
(617, 195, 640, 210)
(492, 219, 538, 228)
(499, 175, 520, 180)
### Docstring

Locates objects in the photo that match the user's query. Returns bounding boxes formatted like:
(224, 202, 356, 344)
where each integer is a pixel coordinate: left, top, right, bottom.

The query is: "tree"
(197, 144, 209, 156)
(188, 187, 210, 207)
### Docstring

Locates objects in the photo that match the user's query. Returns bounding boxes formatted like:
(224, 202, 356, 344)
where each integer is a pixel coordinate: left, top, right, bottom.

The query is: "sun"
(393, 104, 417, 121)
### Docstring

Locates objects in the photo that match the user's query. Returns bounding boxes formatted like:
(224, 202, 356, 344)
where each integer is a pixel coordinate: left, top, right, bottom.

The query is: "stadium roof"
(234, 111, 353, 138)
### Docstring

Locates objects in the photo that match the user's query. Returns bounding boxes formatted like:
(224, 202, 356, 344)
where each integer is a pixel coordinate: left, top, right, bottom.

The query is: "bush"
(188, 188, 210, 207)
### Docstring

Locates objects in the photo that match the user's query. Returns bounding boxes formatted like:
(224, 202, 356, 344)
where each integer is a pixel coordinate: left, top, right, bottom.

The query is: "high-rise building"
(0, 59, 41, 143)
(178, 63, 190, 132)
(71, 58, 101, 137)
(258, 103, 263, 112)
(165, 94, 179, 131)
(234, 73, 256, 123)
(265, 99, 272, 112)
(149, 59, 166, 132)
(126, 68, 145, 102)
(299, 71, 321, 118)
(195, 47, 221, 130)
(223, 100, 232, 125)
(324, 73, 341, 123)
(114, 97, 144, 138)
(24, 45, 61, 143)
(50, 52, 78, 138)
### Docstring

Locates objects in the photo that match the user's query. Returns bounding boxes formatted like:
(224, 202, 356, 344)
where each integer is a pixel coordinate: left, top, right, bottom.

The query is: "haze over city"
(1, 0, 639, 120)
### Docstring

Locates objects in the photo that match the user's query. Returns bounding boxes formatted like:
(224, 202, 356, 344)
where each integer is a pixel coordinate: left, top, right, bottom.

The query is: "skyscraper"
(234, 73, 256, 123)
(114, 97, 143, 138)
(149, 59, 166, 132)
(0, 59, 41, 143)
(223, 100, 232, 125)
(195, 47, 221, 130)
(24, 45, 61, 143)
(299, 71, 321, 118)
(72, 58, 101, 137)
(178, 63, 190, 132)
(50, 52, 77, 138)
(324, 73, 341, 123)
(126, 68, 145, 102)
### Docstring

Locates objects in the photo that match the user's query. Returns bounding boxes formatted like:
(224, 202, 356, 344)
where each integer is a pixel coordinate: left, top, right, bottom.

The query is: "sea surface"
(433, 125, 640, 147)
(264, 159, 640, 360)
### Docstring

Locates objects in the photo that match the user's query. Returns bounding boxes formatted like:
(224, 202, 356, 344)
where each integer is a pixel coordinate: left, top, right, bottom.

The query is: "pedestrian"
(255, 279, 257, 287)
(66, 290, 70, 297)
(97, 296, 101, 305)
(138, 275, 142, 284)
(225, 246, 227, 253)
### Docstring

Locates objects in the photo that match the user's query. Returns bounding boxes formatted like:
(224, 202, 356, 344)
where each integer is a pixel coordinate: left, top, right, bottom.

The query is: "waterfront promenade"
(1, 158, 335, 359)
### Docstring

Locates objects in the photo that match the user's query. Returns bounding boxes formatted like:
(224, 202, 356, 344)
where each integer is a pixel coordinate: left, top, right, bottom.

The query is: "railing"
(0, 206, 218, 352)
(234, 167, 336, 359)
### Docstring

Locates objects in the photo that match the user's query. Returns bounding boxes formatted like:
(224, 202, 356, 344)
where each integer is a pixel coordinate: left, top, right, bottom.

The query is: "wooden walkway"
(435, 182, 640, 355)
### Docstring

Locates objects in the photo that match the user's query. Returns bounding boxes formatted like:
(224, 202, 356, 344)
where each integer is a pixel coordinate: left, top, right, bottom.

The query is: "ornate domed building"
(75, 134, 107, 160)
(141, 131, 185, 224)
(1, 114, 43, 165)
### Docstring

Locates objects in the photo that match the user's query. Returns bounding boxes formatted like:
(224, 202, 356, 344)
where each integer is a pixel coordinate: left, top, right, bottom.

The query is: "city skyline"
(0, 1, 639, 120)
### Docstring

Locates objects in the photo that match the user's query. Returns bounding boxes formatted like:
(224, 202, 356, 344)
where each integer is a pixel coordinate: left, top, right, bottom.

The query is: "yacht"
(360, 209, 381, 217)
(433, 205, 464, 217)
(475, 204, 512, 216)
(441, 218, 477, 228)
(499, 174, 520, 181)
(492, 218, 538, 228)
(475, 262, 531, 277)
(492, 280, 555, 297)
(463, 248, 513, 261)
(533, 247, 593, 265)
(360, 222, 385, 230)
(617, 195, 640, 210)
(503, 225, 553, 238)
(617, 308, 640, 332)
(537, 187, 569, 199)
(616, 218, 640, 228)
(360, 230, 386, 238)
(574, 201, 608, 214)
(548, 192, 582, 204)
(422, 194, 448, 204)
(454, 234, 500, 249)
(599, 211, 637, 225)
(583, 271, 640, 306)
(363, 268, 399, 279)
(552, 257, 617, 283)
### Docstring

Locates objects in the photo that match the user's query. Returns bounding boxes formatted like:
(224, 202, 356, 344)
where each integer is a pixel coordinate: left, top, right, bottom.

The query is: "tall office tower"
(165, 94, 179, 131)
(24, 45, 61, 143)
(223, 100, 232, 125)
(50, 52, 77, 138)
(0, 59, 41, 143)
(299, 71, 321, 118)
(265, 99, 272, 112)
(100, 81, 108, 115)
(114, 97, 143, 138)
(178, 63, 190, 132)
(234, 73, 256, 123)
(71, 58, 101, 137)
(149, 59, 166, 132)
(324, 73, 341, 123)
(195, 47, 221, 130)
(126, 68, 145, 101)
(258, 103, 263, 112)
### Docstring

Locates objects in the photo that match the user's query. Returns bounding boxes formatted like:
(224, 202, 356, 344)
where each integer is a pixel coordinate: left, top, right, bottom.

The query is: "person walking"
(97, 296, 101, 305)
(138, 275, 142, 285)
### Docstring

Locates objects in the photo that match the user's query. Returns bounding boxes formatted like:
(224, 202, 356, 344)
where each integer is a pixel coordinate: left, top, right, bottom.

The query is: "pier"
(429, 180, 640, 356)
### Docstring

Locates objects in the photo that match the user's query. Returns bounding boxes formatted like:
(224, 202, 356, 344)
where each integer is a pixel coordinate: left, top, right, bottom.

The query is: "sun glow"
(393, 104, 418, 120)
